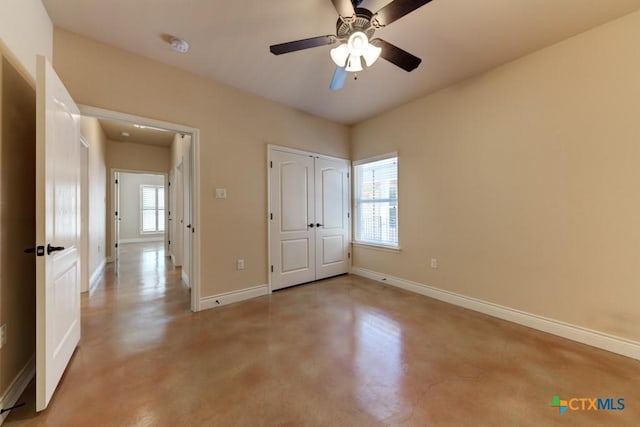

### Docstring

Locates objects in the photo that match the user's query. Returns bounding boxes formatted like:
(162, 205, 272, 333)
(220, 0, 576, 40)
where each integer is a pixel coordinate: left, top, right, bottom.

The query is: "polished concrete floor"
(6, 242, 639, 426)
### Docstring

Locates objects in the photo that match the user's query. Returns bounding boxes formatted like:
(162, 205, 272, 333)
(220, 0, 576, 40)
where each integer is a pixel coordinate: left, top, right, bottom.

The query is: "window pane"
(357, 157, 397, 202)
(355, 156, 398, 246)
(142, 210, 156, 232)
(142, 187, 156, 209)
(158, 209, 165, 232)
(157, 189, 165, 209)
(356, 201, 398, 245)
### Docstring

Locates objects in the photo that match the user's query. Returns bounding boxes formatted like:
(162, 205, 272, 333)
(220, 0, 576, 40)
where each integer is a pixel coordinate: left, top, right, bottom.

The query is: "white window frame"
(140, 184, 165, 234)
(353, 153, 399, 250)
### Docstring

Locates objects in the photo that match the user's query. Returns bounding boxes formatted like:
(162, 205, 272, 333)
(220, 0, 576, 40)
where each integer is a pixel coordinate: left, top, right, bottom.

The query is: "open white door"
(35, 56, 81, 411)
(114, 171, 121, 263)
(183, 138, 192, 287)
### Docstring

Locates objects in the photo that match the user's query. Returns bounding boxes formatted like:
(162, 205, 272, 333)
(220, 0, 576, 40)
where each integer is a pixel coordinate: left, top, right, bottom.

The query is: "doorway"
(112, 170, 167, 261)
(80, 106, 200, 312)
(268, 145, 350, 291)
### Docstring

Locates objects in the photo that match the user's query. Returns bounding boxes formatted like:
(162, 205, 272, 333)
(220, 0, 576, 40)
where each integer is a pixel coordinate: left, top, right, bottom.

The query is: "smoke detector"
(170, 37, 189, 53)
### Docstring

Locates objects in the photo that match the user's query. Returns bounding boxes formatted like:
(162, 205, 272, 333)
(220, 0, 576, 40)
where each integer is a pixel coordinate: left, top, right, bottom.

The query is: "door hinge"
(347, 172, 350, 179)
(115, 179, 118, 184)
(270, 213, 273, 220)
(347, 212, 350, 218)
(270, 161, 273, 168)
(271, 265, 274, 273)
(168, 240, 171, 245)
(115, 243, 118, 248)
(168, 181, 171, 186)
(115, 211, 118, 216)
(348, 252, 351, 259)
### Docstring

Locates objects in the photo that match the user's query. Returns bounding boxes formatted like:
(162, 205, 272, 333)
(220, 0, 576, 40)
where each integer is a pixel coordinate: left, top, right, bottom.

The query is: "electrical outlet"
(237, 259, 245, 270)
(0, 324, 6, 348)
(430, 258, 438, 269)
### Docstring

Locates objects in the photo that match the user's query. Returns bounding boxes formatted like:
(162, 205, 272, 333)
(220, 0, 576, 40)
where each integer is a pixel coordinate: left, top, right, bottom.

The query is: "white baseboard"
(119, 237, 164, 244)
(199, 284, 269, 311)
(351, 267, 640, 361)
(181, 271, 189, 286)
(88, 259, 106, 293)
(0, 355, 35, 425)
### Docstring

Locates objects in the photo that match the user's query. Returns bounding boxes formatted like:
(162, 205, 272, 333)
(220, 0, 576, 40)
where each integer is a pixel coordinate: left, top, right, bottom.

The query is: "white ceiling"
(43, 0, 640, 125)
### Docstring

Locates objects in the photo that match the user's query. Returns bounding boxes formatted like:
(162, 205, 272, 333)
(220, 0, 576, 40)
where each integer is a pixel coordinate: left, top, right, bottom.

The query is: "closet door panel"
(315, 157, 350, 280)
(270, 150, 316, 290)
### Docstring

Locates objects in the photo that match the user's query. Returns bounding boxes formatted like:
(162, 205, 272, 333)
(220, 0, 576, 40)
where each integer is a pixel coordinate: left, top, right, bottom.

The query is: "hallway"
(5, 243, 640, 425)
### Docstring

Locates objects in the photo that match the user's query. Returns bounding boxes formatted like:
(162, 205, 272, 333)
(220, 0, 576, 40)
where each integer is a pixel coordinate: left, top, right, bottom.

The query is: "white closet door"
(270, 150, 316, 290)
(314, 157, 350, 280)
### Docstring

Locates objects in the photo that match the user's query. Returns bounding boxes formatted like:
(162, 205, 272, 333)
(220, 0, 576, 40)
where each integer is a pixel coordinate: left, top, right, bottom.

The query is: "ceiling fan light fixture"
(330, 43, 349, 67)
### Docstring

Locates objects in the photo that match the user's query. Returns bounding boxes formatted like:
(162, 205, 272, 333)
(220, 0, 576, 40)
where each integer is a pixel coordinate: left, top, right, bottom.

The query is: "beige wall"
(351, 10, 640, 343)
(0, 0, 52, 82)
(0, 55, 36, 398)
(105, 140, 171, 258)
(107, 140, 171, 173)
(79, 117, 107, 284)
(53, 28, 350, 297)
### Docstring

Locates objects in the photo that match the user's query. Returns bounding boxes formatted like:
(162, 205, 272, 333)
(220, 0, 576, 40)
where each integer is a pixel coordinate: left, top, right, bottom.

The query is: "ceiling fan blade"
(331, 0, 356, 17)
(375, 0, 433, 26)
(371, 39, 421, 71)
(330, 66, 348, 90)
(270, 36, 337, 55)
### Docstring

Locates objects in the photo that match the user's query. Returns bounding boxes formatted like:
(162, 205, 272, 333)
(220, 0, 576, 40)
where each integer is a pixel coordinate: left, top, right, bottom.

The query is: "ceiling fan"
(269, 0, 432, 90)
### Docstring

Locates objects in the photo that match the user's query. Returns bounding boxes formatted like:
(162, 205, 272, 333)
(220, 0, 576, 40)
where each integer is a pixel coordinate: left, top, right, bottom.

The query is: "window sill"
(352, 242, 402, 253)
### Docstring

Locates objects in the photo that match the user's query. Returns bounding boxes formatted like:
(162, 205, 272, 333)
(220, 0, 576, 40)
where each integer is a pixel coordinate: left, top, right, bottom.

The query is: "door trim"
(267, 144, 351, 293)
(79, 105, 201, 313)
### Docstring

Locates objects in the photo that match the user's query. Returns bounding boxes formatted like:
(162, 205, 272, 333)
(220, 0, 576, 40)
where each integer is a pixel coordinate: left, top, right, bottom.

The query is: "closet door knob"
(308, 223, 315, 228)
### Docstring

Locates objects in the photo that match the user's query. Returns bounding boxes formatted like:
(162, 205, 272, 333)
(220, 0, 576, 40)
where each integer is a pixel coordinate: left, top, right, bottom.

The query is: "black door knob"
(47, 244, 65, 255)
(308, 223, 315, 228)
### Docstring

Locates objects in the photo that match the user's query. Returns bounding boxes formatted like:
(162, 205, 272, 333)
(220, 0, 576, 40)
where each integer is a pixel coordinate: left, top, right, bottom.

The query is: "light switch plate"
(215, 188, 227, 199)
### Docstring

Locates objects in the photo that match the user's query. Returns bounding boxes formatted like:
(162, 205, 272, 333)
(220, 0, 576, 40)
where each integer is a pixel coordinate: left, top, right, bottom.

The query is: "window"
(140, 185, 165, 233)
(354, 155, 398, 247)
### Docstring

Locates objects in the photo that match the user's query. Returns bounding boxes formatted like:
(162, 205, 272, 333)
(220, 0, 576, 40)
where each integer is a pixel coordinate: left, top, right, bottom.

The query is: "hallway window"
(354, 155, 398, 248)
(141, 185, 165, 233)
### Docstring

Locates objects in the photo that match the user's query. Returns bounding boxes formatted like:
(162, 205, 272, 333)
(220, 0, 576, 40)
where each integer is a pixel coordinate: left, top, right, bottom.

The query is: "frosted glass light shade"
(347, 32, 368, 57)
(362, 43, 382, 67)
(330, 44, 349, 67)
(346, 56, 363, 72)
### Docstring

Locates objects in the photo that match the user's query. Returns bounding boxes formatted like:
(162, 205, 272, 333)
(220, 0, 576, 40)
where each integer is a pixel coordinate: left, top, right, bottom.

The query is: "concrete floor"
(5, 242, 639, 426)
